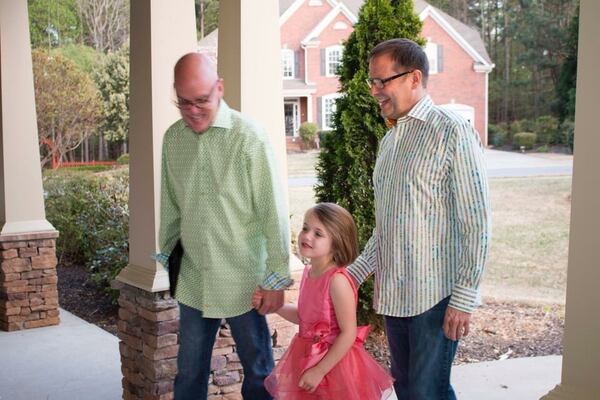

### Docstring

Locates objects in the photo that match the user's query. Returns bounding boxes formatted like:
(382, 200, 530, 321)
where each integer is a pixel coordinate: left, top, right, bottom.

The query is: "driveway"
(288, 149, 573, 187)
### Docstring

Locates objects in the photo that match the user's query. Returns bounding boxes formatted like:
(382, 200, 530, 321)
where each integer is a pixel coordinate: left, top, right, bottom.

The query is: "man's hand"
(256, 288, 284, 315)
(443, 306, 471, 341)
(251, 289, 263, 309)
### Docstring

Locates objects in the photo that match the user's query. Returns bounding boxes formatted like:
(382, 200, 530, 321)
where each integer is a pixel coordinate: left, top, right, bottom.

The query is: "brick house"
(199, 0, 494, 146)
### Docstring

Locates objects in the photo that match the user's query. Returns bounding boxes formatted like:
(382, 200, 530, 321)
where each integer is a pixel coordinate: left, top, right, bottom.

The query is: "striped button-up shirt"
(348, 95, 491, 317)
(158, 101, 291, 318)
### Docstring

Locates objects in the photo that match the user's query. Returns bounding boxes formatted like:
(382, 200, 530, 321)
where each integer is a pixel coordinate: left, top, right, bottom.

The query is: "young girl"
(253, 203, 394, 399)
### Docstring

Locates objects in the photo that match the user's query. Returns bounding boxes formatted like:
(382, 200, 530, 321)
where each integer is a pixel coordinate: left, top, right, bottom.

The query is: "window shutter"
(295, 50, 301, 78)
(320, 49, 326, 76)
(317, 96, 322, 129)
(437, 44, 443, 73)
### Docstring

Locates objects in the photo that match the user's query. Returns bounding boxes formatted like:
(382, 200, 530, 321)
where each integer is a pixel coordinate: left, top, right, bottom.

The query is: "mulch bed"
(57, 265, 564, 365)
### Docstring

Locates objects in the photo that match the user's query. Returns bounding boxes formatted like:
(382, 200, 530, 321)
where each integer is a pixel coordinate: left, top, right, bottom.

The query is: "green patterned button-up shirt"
(348, 95, 491, 317)
(158, 101, 291, 318)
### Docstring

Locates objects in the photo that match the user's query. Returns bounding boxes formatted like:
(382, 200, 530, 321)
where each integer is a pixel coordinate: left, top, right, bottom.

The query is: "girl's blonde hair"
(306, 203, 359, 266)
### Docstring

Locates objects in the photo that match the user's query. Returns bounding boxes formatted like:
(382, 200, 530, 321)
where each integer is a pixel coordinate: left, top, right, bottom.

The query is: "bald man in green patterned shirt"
(157, 53, 291, 400)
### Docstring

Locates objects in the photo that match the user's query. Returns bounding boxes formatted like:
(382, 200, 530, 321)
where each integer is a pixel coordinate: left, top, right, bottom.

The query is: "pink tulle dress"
(265, 265, 394, 399)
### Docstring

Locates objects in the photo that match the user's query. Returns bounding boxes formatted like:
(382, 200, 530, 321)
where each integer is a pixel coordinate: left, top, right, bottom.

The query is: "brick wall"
(422, 16, 488, 143)
(0, 231, 60, 331)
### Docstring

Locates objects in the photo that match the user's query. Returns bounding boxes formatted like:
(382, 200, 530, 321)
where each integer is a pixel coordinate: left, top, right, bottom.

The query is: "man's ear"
(410, 69, 423, 89)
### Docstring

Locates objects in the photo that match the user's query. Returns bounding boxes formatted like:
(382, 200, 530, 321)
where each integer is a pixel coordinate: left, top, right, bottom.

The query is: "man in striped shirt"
(348, 39, 491, 399)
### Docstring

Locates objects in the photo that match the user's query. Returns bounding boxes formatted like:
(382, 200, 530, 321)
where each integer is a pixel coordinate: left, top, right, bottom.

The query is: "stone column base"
(0, 231, 59, 331)
(114, 281, 179, 400)
(115, 269, 304, 400)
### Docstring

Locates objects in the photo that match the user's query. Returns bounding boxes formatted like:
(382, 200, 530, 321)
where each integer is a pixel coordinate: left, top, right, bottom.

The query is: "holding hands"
(251, 288, 284, 315)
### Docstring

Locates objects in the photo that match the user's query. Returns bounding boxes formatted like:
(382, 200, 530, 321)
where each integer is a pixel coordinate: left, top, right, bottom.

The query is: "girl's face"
(298, 212, 333, 264)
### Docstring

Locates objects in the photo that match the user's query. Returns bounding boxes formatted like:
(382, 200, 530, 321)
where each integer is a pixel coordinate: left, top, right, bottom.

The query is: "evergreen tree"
(94, 45, 130, 156)
(315, 0, 423, 325)
(555, 5, 579, 123)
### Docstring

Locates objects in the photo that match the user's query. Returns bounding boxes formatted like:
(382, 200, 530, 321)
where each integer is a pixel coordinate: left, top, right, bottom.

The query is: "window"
(281, 49, 294, 78)
(425, 41, 439, 74)
(322, 94, 341, 130)
(326, 45, 343, 76)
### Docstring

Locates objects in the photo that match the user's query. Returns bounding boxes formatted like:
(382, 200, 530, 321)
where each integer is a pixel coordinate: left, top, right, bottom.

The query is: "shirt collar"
(395, 94, 433, 125)
(210, 100, 232, 130)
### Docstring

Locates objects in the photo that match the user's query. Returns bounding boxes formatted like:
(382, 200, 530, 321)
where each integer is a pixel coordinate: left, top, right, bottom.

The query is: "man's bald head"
(173, 53, 224, 134)
(174, 53, 218, 85)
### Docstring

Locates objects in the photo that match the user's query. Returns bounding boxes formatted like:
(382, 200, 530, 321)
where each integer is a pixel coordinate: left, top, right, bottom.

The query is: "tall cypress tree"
(315, 0, 423, 325)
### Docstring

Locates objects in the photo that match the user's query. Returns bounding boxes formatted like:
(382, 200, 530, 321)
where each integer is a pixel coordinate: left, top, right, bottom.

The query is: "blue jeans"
(174, 303, 274, 400)
(384, 296, 458, 400)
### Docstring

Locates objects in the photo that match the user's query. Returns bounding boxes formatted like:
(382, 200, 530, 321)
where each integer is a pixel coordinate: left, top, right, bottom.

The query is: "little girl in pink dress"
(253, 203, 393, 399)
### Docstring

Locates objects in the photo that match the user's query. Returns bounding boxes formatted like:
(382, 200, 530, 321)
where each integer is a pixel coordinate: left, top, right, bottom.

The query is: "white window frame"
(322, 93, 341, 130)
(325, 45, 343, 77)
(281, 49, 294, 79)
(425, 41, 439, 74)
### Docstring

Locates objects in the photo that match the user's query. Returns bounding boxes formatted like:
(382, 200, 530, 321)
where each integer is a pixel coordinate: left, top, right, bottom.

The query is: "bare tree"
(77, 0, 129, 52)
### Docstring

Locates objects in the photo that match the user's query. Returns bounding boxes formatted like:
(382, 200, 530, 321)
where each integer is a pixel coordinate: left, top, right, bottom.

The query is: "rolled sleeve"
(261, 271, 294, 290)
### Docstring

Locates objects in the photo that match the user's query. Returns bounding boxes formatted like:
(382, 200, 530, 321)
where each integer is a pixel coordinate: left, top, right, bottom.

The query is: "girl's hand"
(298, 367, 325, 393)
(251, 289, 263, 309)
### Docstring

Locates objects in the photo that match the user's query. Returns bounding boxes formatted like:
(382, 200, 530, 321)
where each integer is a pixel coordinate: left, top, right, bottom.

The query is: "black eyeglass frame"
(366, 70, 414, 89)
(173, 79, 221, 110)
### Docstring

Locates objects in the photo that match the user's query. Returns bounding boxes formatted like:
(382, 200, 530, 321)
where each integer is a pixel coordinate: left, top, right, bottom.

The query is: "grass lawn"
(287, 152, 571, 305)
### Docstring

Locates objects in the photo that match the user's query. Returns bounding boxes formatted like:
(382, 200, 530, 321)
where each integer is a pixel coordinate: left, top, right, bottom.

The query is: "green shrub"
(510, 119, 535, 136)
(535, 144, 550, 153)
(117, 153, 130, 165)
(299, 122, 319, 148)
(560, 119, 575, 152)
(44, 170, 129, 299)
(513, 132, 537, 150)
(534, 115, 559, 145)
(488, 124, 508, 147)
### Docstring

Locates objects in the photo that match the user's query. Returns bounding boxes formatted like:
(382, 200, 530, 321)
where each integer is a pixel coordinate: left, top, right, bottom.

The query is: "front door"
(284, 101, 300, 136)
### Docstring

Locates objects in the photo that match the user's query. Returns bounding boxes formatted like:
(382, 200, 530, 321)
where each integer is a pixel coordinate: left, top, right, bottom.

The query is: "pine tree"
(555, 5, 579, 123)
(315, 0, 423, 325)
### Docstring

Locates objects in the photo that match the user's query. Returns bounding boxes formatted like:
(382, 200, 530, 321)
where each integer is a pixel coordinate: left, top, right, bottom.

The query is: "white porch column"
(116, 0, 197, 291)
(217, 0, 288, 180)
(0, 1, 55, 235)
(541, 1, 600, 398)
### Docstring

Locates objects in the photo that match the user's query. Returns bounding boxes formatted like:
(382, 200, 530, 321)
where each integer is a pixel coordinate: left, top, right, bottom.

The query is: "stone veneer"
(116, 269, 302, 400)
(0, 231, 60, 331)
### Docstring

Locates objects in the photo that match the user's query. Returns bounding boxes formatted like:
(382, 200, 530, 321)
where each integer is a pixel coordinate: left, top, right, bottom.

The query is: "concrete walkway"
(0, 308, 562, 400)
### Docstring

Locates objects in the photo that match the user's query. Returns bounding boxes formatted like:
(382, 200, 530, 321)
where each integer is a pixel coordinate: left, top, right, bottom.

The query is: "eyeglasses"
(174, 79, 220, 110)
(365, 70, 414, 89)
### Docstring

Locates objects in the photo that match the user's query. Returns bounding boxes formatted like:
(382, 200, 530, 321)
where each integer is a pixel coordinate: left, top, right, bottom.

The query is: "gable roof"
(279, 0, 492, 67)
(200, 0, 492, 69)
(301, 2, 357, 44)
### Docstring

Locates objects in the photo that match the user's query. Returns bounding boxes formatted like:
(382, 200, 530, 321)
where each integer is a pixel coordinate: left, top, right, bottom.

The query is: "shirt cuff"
(153, 252, 169, 269)
(449, 284, 480, 313)
(261, 271, 294, 290)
